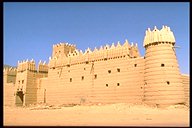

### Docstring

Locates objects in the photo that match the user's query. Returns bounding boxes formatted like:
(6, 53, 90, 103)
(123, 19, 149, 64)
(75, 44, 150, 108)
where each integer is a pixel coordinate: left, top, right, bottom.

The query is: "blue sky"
(4, 2, 189, 74)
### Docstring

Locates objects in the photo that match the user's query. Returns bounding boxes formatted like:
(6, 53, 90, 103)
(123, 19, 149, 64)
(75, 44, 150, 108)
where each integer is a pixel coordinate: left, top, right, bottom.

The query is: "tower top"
(143, 25, 175, 47)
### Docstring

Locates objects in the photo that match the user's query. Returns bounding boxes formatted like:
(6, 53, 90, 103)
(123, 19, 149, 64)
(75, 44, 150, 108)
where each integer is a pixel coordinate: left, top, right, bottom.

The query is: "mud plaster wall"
(4, 83, 15, 106)
(43, 57, 144, 105)
(181, 74, 189, 106)
(143, 43, 185, 106)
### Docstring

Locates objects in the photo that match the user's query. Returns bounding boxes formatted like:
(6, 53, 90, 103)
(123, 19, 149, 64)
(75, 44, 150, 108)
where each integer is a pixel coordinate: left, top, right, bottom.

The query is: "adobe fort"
(4, 26, 189, 107)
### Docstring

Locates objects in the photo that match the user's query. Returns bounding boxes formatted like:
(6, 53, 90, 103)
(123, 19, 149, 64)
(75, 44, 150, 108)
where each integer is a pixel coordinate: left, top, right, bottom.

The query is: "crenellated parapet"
(37, 60, 48, 73)
(3, 67, 17, 76)
(49, 39, 141, 68)
(52, 42, 76, 59)
(143, 25, 175, 47)
(17, 59, 36, 72)
(17, 59, 48, 73)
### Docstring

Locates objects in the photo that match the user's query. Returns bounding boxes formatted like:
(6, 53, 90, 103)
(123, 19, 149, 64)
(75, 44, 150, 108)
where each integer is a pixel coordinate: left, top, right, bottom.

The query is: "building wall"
(44, 56, 144, 105)
(181, 74, 189, 106)
(36, 77, 48, 103)
(4, 83, 15, 107)
(144, 43, 185, 106)
(3, 68, 17, 85)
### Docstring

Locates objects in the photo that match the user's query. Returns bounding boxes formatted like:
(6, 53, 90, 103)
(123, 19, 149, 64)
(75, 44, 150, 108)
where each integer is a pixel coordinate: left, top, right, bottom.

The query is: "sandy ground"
(3, 103, 189, 126)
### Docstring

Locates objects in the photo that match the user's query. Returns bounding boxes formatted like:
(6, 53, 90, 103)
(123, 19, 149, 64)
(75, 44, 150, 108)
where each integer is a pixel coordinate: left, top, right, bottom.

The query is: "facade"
(3, 26, 189, 107)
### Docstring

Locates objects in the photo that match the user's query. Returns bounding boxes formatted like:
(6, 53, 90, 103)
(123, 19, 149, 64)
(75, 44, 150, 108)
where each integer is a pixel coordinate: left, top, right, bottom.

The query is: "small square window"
(117, 83, 120, 86)
(84, 68, 86, 70)
(117, 68, 120, 72)
(81, 76, 84, 80)
(134, 64, 137, 67)
(161, 64, 165, 67)
(70, 78, 72, 82)
(108, 70, 111, 73)
(166, 81, 170, 85)
(18, 80, 20, 84)
(94, 74, 97, 79)
(106, 84, 108, 87)
(22, 80, 24, 84)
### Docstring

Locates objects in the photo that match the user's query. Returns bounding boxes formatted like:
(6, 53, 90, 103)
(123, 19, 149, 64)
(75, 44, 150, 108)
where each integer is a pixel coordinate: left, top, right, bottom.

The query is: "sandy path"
(3, 103, 189, 126)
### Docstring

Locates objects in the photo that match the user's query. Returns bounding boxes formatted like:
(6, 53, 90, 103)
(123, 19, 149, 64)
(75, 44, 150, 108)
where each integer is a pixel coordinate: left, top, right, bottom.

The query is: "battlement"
(49, 40, 140, 68)
(17, 59, 48, 73)
(3, 67, 17, 75)
(52, 42, 76, 58)
(143, 25, 175, 47)
(38, 60, 48, 73)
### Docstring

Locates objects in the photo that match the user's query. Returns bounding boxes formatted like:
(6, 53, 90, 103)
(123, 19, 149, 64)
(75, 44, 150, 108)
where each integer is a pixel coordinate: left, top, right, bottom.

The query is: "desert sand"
(3, 103, 189, 126)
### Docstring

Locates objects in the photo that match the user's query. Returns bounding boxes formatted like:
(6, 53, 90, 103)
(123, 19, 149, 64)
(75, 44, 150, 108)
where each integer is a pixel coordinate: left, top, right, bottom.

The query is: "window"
(117, 68, 120, 72)
(117, 83, 120, 86)
(70, 78, 72, 82)
(18, 80, 20, 84)
(94, 74, 97, 79)
(108, 70, 111, 73)
(161, 64, 165, 67)
(166, 81, 170, 85)
(106, 84, 108, 87)
(84, 68, 86, 70)
(22, 80, 24, 84)
(81, 76, 84, 80)
(134, 64, 137, 67)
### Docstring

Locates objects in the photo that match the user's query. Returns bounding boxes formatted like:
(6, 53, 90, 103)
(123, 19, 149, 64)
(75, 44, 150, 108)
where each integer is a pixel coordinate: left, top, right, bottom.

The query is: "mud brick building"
(3, 26, 189, 107)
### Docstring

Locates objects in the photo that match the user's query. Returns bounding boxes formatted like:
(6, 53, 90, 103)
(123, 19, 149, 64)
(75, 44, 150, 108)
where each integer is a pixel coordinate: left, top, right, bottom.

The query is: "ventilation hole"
(166, 81, 170, 85)
(106, 84, 108, 87)
(117, 68, 120, 72)
(70, 78, 72, 82)
(94, 74, 97, 79)
(108, 70, 111, 73)
(117, 83, 120, 86)
(81, 76, 84, 80)
(84, 68, 86, 70)
(134, 64, 137, 67)
(161, 64, 165, 67)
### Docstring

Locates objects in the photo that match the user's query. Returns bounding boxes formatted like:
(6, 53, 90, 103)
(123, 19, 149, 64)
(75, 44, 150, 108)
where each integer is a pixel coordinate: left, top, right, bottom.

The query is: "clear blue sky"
(4, 2, 189, 74)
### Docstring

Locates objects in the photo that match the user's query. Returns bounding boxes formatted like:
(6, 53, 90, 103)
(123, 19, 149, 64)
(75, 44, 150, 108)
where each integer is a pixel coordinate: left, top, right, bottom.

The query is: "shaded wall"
(4, 83, 15, 107)
(181, 74, 189, 106)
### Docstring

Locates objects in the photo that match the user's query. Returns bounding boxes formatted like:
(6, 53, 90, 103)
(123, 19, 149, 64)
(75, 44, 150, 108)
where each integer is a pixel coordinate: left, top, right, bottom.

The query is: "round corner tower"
(143, 25, 185, 107)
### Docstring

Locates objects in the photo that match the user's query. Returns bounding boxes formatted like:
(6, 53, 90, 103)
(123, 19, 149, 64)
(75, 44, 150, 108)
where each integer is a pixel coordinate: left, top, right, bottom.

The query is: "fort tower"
(143, 26, 185, 106)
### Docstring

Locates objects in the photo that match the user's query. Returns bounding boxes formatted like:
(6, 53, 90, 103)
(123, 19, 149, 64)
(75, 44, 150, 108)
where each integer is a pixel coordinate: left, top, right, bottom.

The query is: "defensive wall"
(3, 25, 190, 107)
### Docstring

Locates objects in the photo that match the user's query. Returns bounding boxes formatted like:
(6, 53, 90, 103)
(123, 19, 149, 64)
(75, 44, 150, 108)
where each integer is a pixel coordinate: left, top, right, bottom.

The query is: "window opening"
(94, 74, 97, 79)
(161, 64, 165, 67)
(70, 78, 72, 82)
(166, 81, 170, 85)
(134, 64, 137, 67)
(106, 84, 108, 87)
(117, 68, 120, 72)
(117, 83, 120, 86)
(82, 76, 84, 80)
(108, 70, 111, 73)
